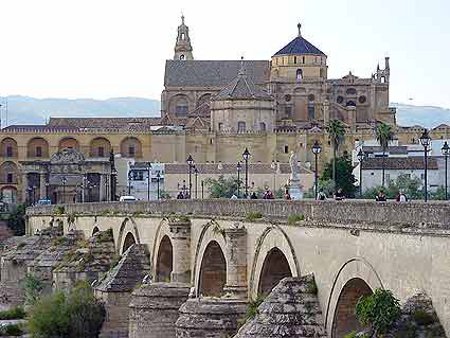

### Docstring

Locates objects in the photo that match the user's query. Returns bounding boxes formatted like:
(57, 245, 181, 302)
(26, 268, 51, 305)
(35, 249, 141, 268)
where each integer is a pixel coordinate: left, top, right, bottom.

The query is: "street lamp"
(62, 177, 67, 204)
(442, 141, 449, 200)
(419, 129, 431, 202)
(186, 154, 194, 199)
(357, 148, 366, 198)
(242, 148, 251, 198)
(194, 166, 199, 199)
(127, 171, 132, 195)
(311, 141, 322, 199)
(270, 161, 277, 194)
(201, 180, 204, 199)
(146, 162, 152, 201)
(156, 172, 161, 200)
(236, 162, 242, 198)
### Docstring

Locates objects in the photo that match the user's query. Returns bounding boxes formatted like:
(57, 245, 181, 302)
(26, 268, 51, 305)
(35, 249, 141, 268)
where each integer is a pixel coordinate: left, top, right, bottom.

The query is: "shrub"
(246, 211, 263, 222)
(28, 281, 105, 338)
(287, 214, 304, 225)
(238, 294, 265, 327)
(356, 288, 401, 335)
(54, 206, 65, 215)
(95, 228, 114, 243)
(0, 306, 26, 320)
(0, 323, 24, 336)
(23, 274, 43, 306)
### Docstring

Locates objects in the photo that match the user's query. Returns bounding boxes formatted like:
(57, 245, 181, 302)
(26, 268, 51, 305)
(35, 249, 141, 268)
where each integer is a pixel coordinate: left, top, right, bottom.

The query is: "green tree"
(7, 204, 26, 235)
(28, 281, 105, 338)
(321, 155, 357, 197)
(375, 122, 395, 187)
(205, 175, 240, 198)
(430, 186, 447, 200)
(356, 288, 401, 336)
(326, 119, 346, 186)
(23, 274, 43, 306)
(362, 174, 422, 200)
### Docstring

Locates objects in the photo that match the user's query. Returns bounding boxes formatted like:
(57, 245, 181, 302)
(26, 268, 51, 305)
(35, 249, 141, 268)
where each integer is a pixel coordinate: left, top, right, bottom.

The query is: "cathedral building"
(0, 16, 448, 204)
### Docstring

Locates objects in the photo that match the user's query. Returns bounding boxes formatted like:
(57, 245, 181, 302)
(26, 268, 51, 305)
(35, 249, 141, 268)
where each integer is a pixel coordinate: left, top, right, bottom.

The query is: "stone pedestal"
(129, 282, 190, 338)
(176, 298, 247, 338)
(289, 177, 303, 200)
(169, 219, 191, 283)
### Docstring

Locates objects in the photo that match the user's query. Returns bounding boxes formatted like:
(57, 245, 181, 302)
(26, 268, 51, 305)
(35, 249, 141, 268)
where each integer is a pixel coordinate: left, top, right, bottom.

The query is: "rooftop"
(362, 157, 438, 170)
(274, 24, 326, 57)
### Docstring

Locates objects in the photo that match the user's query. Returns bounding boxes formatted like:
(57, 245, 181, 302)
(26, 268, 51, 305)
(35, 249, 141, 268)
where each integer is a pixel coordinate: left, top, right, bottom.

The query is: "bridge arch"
(325, 257, 384, 337)
(193, 220, 227, 297)
(155, 235, 173, 282)
(117, 217, 141, 255)
(249, 226, 300, 298)
(258, 247, 292, 296)
(198, 240, 226, 297)
(122, 232, 136, 253)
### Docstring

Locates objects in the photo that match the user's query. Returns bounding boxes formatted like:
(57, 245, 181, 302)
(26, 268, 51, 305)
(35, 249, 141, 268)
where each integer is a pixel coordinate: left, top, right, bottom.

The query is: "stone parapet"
(28, 199, 450, 230)
(129, 282, 190, 338)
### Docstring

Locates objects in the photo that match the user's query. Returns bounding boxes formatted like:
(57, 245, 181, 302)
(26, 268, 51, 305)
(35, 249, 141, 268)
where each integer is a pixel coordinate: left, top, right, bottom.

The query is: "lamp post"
(128, 171, 132, 195)
(311, 141, 322, 199)
(236, 162, 242, 198)
(146, 162, 152, 201)
(62, 177, 67, 204)
(270, 161, 277, 193)
(442, 141, 449, 200)
(186, 155, 194, 199)
(201, 180, 204, 199)
(242, 148, 251, 198)
(419, 129, 431, 202)
(194, 166, 199, 199)
(156, 172, 161, 200)
(109, 150, 117, 201)
(357, 148, 366, 198)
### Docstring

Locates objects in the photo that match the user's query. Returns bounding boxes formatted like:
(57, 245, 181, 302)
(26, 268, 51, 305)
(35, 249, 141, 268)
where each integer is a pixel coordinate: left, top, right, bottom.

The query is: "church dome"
(273, 23, 326, 57)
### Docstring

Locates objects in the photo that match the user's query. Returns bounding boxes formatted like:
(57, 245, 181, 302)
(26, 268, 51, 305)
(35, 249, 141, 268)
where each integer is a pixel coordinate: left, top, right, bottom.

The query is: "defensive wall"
(26, 200, 450, 337)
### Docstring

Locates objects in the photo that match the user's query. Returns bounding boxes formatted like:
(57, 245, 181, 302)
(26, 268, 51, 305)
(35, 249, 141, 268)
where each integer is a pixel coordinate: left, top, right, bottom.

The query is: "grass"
(287, 214, 304, 225)
(95, 229, 114, 243)
(0, 307, 26, 320)
(245, 211, 263, 222)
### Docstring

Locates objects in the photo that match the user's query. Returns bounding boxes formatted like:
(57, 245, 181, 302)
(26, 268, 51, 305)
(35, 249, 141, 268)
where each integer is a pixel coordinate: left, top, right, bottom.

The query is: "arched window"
(1, 138, 18, 158)
(173, 95, 189, 116)
(294, 56, 297, 64)
(346, 88, 357, 95)
(27, 137, 49, 158)
(296, 69, 303, 82)
(197, 93, 211, 107)
(259, 122, 266, 131)
(0, 162, 19, 184)
(58, 137, 80, 151)
(308, 102, 315, 120)
(120, 137, 143, 158)
(237, 121, 246, 133)
(89, 137, 111, 158)
(180, 54, 185, 60)
(346, 100, 357, 107)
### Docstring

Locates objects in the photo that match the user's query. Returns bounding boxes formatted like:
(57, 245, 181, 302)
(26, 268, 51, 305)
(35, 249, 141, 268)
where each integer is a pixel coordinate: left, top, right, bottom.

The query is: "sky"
(0, 0, 450, 108)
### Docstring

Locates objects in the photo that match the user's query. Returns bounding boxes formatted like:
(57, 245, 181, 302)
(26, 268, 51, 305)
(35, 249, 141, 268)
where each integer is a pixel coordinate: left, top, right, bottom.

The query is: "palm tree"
(326, 119, 346, 187)
(375, 122, 395, 187)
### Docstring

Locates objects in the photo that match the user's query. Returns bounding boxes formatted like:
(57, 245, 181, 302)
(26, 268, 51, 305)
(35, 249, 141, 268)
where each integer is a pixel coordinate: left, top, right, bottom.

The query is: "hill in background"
(0, 96, 448, 129)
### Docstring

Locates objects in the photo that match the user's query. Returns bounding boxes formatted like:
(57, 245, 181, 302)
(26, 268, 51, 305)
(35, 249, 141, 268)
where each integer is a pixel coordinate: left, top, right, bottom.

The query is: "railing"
(27, 199, 450, 229)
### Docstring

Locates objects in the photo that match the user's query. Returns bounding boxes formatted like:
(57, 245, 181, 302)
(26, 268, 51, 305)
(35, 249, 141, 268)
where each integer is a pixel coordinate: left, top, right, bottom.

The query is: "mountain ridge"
(0, 96, 448, 128)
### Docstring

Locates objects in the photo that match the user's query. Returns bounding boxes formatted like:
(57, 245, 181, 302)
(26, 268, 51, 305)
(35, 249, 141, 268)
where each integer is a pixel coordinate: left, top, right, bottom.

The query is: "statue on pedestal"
(288, 151, 303, 200)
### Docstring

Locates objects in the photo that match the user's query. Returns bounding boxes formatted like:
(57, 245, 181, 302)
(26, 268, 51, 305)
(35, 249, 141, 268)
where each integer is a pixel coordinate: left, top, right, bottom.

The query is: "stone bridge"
(27, 200, 450, 337)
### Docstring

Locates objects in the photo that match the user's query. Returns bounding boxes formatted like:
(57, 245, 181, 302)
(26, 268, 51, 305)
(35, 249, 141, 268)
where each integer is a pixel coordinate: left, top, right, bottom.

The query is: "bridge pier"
(169, 218, 191, 284)
(223, 225, 248, 298)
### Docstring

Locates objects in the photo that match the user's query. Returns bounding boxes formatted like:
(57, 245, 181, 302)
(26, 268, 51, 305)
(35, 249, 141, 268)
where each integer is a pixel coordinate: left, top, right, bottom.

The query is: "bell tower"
(174, 15, 194, 60)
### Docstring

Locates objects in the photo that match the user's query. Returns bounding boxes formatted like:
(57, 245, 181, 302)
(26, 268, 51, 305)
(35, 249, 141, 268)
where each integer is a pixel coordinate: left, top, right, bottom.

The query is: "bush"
(0, 323, 24, 336)
(412, 309, 435, 326)
(23, 274, 43, 306)
(28, 281, 105, 338)
(0, 306, 26, 320)
(356, 288, 401, 335)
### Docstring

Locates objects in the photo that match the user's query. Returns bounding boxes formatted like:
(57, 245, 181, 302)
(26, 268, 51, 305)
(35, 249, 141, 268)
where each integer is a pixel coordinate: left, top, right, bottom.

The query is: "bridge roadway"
(27, 200, 450, 337)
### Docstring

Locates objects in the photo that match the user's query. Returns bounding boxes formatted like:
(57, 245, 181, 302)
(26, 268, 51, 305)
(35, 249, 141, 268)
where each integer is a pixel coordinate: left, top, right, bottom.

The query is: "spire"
(174, 15, 194, 60)
(297, 22, 302, 37)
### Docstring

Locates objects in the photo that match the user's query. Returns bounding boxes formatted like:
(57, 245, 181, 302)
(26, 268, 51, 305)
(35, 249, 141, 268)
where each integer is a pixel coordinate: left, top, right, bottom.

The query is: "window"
(358, 96, 367, 104)
(7, 173, 13, 183)
(385, 174, 391, 182)
(346, 88, 357, 95)
(308, 103, 315, 120)
(302, 56, 305, 64)
(296, 69, 303, 82)
(133, 171, 144, 181)
(260, 122, 266, 131)
(98, 146, 105, 157)
(284, 145, 289, 154)
(129, 146, 135, 157)
(284, 94, 291, 102)
(175, 96, 189, 116)
(320, 68, 325, 78)
(294, 56, 297, 64)
(237, 121, 246, 133)
(36, 146, 42, 157)
(6, 146, 13, 157)
(337, 96, 344, 104)
(308, 94, 315, 102)
(218, 123, 223, 131)
(180, 54, 185, 60)
(285, 106, 292, 118)
(346, 100, 356, 107)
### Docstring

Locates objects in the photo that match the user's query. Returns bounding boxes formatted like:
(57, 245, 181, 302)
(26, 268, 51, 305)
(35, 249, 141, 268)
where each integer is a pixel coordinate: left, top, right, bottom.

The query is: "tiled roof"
(362, 146, 408, 155)
(48, 117, 161, 128)
(362, 157, 438, 170)
(214, 68, 272, 101)
(274, 36, 326, 56)
(164, 60, 270, 87)
(165, 163, 312, 175)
